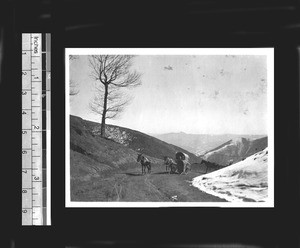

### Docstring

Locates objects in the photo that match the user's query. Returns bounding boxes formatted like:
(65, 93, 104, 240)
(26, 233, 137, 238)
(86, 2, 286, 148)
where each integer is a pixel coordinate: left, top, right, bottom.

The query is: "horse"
(137, 153, 151, 174)
(163, 156, 178, 174)
(200, 159, 222, 174)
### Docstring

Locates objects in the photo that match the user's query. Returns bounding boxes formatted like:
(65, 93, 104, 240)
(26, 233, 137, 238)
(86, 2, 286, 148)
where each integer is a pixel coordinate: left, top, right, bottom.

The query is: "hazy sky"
(68, 53, 269, 135)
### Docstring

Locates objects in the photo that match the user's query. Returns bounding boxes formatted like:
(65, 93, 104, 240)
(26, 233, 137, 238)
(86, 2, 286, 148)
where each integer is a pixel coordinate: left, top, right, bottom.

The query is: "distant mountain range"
(202, 136, 268, 166)
(151, 132, 266, 156)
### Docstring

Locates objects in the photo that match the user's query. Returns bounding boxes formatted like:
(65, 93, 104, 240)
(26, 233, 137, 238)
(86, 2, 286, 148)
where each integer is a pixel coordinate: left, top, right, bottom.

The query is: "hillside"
(69, 115, 227, 202)
(201, 136, 268, 166)
(70, 115, 200, 180)
(152, 132, 266, 156)
(192, 148, 269, 202)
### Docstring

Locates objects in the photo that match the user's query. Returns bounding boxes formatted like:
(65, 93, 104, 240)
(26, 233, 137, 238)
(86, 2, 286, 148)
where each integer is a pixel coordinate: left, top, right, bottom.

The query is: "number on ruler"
(33, 125, 39, 130)
(22, 91, 27, 95)
(22, 189, 27, 193)
(22, 131, 27, 134)
(22, 210, 27, 213)
(22, 170, 27, 173)
(22, 71, 27, 76)
(22, 150, 27, 154)
(22, 111, 27, 115)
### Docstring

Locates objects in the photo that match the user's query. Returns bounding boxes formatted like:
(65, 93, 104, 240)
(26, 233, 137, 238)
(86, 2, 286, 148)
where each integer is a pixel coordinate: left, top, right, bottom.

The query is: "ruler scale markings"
(30, 35, 33, 226)
(22, 33, 51, 226)
(45, 33, 51, 225)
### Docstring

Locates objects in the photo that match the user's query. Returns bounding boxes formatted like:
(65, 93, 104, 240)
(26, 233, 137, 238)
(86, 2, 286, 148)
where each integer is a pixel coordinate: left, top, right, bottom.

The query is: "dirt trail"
(71, 162, 227, 202)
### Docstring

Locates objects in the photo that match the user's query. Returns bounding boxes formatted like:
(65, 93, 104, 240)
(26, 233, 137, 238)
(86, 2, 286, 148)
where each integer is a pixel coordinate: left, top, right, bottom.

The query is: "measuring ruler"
(22, 33, 51, 225)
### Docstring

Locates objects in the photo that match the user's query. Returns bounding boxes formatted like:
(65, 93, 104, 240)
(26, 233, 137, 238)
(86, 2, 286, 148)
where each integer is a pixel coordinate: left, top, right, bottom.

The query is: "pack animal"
(163, 156, 178, 174)
(137, 153, 151, 175)
(200, 159, 222, 174)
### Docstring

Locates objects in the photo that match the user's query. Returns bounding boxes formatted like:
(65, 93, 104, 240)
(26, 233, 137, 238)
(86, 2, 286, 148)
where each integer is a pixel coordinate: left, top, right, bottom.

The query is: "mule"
(163, 156, 178, 174)
(200, 159, 222, 174)
(137, 153, 151, 174)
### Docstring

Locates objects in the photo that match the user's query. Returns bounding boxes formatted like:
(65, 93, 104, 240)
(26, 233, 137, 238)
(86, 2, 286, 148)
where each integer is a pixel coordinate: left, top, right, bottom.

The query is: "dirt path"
(71, 162, 227, 202)
(113, 176, 125, 201)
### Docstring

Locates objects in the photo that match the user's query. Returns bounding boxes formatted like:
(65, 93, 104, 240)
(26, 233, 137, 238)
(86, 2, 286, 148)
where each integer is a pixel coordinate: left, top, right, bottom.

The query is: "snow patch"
(192, 148, 268, 202)
(92, 126, 134, 146)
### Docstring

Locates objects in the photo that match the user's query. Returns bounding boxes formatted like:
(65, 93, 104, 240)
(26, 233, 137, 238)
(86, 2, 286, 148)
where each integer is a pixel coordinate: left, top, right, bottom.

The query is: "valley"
(69, 115, 269, 203)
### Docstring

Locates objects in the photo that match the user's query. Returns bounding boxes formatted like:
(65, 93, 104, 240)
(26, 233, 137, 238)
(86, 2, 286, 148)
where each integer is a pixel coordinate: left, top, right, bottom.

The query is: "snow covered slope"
(192, 148, 269, 202)
(202, 136, 267, 166)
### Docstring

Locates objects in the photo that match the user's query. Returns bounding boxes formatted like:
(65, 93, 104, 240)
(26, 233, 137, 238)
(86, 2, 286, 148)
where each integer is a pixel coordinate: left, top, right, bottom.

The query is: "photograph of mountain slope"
(65, 48, 274, 207)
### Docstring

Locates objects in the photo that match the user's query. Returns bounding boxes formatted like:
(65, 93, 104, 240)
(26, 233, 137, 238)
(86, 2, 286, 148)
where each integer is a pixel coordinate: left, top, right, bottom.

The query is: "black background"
(1, 0, 300, 247)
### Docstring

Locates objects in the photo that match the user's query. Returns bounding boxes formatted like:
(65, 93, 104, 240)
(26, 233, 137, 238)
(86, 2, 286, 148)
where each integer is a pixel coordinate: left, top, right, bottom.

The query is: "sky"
(68, 51, 269, 135)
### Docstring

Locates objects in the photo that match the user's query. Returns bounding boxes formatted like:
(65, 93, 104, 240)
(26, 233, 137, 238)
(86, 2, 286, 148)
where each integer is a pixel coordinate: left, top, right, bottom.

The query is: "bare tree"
(89, 55, 141, 137)
(69, 55, 79, 96)
(69, 79, 79, 96)
(69, 55, 79, 60)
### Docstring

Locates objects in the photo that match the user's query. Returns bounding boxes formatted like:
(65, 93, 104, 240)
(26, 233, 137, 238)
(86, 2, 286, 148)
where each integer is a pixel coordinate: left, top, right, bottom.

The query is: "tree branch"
(69, 80, 79, 96)
(88, 54, 142, 128)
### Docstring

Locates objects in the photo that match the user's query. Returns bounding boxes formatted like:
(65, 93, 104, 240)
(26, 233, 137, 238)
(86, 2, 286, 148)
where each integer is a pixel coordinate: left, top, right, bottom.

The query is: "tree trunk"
(100, 84, 108, 137)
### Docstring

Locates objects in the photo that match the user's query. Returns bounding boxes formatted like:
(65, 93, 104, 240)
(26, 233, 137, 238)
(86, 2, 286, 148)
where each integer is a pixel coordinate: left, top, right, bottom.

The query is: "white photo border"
(65, 48, 274, 208)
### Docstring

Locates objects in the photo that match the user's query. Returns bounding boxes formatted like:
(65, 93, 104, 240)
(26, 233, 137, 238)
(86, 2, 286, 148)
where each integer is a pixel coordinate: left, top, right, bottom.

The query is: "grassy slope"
(69, 115, 227, 202)
(70, 115, 200, 178)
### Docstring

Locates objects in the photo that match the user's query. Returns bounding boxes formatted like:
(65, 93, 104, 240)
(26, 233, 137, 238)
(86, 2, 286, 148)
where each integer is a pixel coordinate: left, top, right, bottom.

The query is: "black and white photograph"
(2, 0, 300, 247)
(66, 48, 274, 207)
